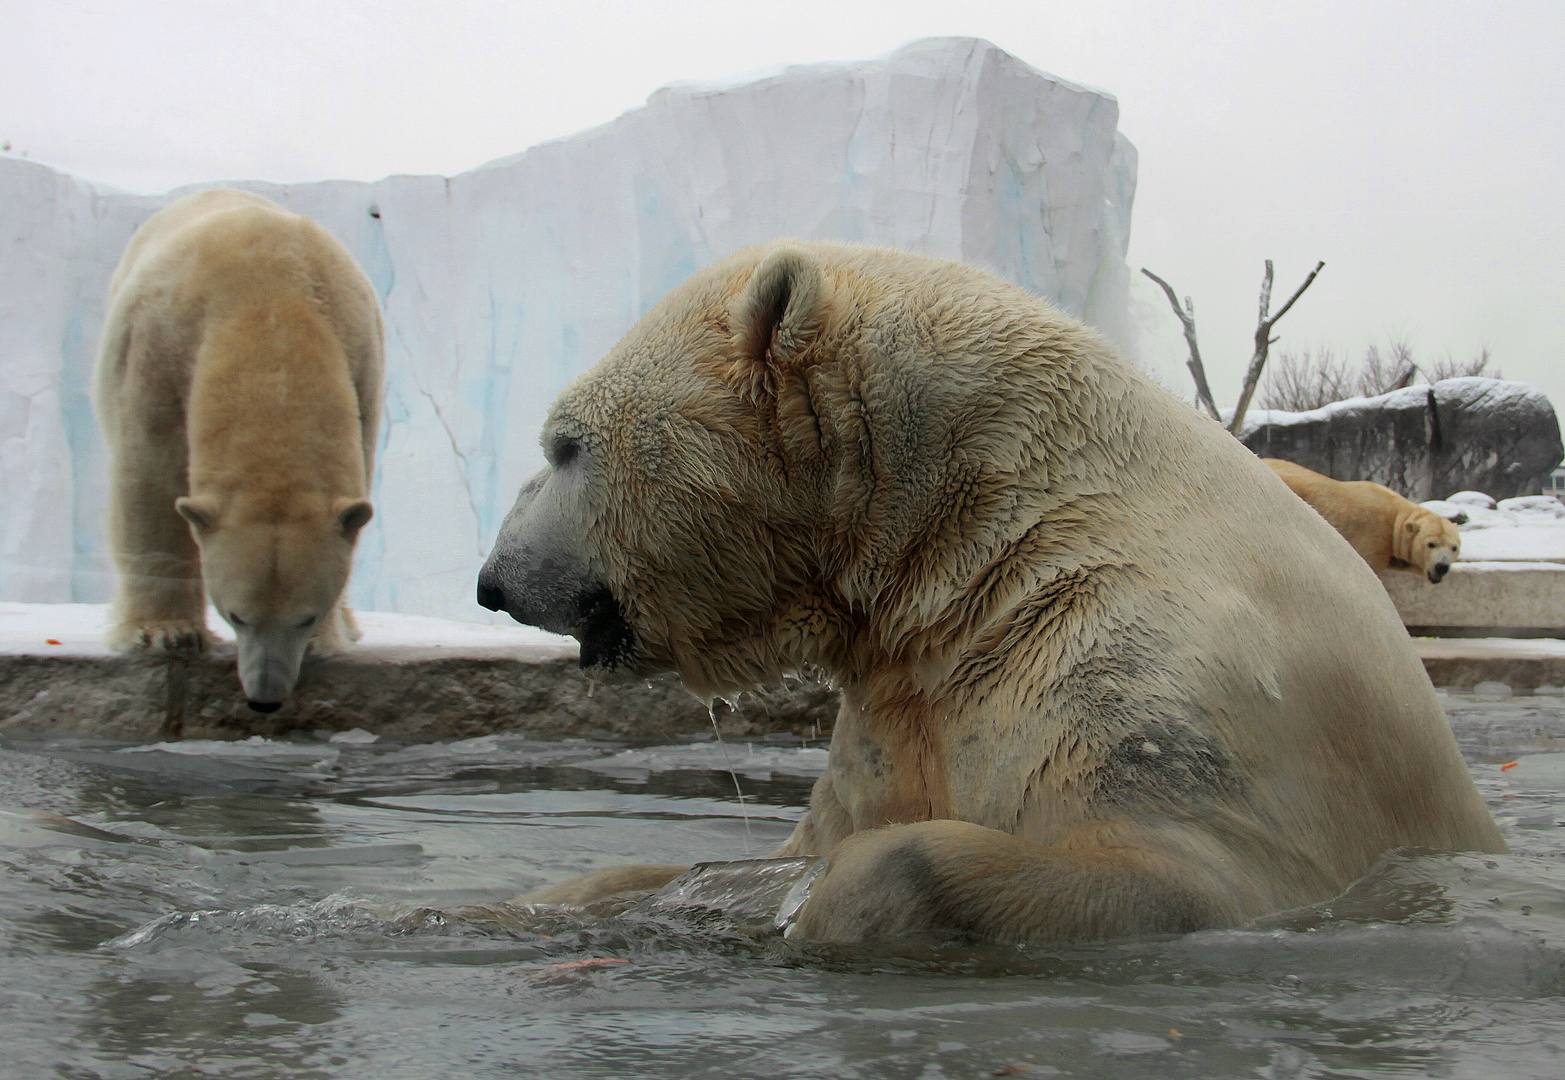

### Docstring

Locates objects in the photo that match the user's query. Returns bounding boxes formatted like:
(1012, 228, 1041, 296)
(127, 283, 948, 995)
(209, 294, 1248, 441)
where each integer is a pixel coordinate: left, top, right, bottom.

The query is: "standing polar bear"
(1262, 458, 1463, 583)
(95, 189, 383, 711)
(478, 243, 1502, 943)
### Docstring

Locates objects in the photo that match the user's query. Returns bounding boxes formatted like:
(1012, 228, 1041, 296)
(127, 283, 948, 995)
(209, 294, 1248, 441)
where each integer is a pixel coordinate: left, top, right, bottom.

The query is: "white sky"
(5, 0, 1563, 414)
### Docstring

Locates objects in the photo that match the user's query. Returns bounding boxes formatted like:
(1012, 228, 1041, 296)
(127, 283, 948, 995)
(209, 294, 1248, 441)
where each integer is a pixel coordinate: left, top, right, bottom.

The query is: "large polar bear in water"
(95, 189, 382, 711)
(478, 243, 1503, 943)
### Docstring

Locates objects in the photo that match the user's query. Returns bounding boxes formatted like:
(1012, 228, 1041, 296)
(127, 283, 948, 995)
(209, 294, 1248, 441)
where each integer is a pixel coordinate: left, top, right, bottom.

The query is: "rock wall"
(1235, 378, 1564, 500)
(0, 37, 1138, 620)
(0, 653, 838, 743)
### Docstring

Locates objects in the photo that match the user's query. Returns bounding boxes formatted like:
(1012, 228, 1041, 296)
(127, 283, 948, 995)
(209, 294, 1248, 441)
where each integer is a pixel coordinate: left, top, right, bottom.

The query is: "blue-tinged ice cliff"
(0, 37, 1138, 621)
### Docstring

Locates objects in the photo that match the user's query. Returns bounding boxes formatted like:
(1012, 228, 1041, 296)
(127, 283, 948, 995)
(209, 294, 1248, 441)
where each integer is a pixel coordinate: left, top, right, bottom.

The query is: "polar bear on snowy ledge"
(94, 190, 383, 712)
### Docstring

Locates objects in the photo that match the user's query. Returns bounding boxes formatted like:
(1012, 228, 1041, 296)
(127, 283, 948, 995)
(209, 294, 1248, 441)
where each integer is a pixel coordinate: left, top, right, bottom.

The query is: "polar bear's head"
(177, 492, 373, 709)
(476, 242, 1126, 700)
(1403, 510, 1462, 584)
(477, 249, 827, 698)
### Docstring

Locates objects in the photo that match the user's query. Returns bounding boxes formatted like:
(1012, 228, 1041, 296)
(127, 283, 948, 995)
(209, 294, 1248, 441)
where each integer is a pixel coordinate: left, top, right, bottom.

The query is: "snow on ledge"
(0, 602, 577, 662)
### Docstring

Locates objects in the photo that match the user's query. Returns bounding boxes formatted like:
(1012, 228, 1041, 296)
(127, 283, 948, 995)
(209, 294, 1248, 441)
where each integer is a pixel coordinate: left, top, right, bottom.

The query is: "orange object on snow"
(44, 638, 62, 645)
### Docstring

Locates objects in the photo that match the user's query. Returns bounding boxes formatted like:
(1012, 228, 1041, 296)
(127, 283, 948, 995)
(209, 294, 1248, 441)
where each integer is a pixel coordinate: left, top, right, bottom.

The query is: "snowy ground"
(0, 602, 577, 661)
(1459, 526, 1565, 561)
(1432, 493, 1565, 562)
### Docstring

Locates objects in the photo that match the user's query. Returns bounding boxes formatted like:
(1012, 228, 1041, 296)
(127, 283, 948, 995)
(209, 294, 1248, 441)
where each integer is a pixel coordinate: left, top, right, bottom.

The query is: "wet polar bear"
(1262, 459, 1463, 584)
(95, 189, 382, 711)
(478, 243, 1503, 943)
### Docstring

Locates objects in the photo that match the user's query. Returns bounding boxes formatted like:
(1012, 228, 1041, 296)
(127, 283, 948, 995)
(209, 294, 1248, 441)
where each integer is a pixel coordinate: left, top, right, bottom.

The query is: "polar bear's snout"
(1424, 539, 1459, 583)
(475, 551, 597, 635)
(234, 625, 315, 711)
(476, 467, 573, 630)
(477, 555, 635, 672)
(479, 468, 637, 672)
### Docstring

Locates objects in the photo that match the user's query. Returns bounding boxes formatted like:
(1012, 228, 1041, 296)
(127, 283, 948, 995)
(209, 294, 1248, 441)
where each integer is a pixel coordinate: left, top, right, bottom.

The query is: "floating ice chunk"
(328, 727, 380, 745)
(122, 736, 338, 761)
(580, 743, 830, 781)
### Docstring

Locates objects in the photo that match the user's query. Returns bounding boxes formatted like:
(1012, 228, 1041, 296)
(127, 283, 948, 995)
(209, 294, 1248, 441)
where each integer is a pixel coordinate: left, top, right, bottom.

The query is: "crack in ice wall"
(0, 37, 1138, 622)
(413, 382, 485, 560)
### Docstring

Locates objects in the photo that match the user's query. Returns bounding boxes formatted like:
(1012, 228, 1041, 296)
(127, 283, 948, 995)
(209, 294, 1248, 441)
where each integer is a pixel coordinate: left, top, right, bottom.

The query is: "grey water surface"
(2, 688, 1562, 1079)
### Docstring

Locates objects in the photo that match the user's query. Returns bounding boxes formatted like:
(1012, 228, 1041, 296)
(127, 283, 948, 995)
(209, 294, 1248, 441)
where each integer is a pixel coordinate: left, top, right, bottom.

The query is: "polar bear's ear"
(728, 246, 830, 401)
(334, 499, 374, 539)
(175, 496, 220, 537)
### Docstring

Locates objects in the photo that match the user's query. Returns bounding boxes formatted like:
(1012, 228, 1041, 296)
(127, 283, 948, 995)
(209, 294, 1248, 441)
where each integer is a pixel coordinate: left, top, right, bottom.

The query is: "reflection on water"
(1, 691, 1563, 1079)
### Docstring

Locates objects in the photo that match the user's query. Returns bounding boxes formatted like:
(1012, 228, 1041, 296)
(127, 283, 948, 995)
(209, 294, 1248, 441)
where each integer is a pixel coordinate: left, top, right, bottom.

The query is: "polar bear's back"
(94, 190, 383, 481)
(106, 189, 378, 350)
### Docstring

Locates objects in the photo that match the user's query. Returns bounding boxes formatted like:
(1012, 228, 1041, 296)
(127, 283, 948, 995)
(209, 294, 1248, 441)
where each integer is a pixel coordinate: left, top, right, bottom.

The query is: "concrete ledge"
(1383, 562, 1565, 637)
(1414, 637, 1565, 690)
(0, 605, 836, 742)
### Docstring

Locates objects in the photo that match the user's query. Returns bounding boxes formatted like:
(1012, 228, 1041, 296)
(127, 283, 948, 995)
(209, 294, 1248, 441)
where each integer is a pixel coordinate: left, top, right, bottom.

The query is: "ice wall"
(0, 37, 1138, 621)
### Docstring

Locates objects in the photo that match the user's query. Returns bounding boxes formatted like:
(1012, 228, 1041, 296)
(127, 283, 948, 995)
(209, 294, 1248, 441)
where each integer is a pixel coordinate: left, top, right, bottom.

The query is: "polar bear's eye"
(296, 615, 317, 629)
(549, 435, 581, 468)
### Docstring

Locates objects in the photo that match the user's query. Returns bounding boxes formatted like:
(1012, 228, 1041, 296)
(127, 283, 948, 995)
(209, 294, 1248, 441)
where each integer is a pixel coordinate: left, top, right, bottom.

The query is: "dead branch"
(1141, 268, 1220, 421)
(1227, 259, 1325, 435)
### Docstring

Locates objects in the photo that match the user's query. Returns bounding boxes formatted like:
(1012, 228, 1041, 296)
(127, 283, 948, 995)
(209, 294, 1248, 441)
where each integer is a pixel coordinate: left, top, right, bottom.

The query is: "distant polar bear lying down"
(94, 189, 383, 711)
(1262, 459, 1463, 584)
(478, 242, 1503, 945)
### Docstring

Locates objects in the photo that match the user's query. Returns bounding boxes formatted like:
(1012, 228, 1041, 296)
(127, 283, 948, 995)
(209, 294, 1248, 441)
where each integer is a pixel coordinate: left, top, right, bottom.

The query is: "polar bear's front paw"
(111, 620, 215, 653)
(307, 604, 359, 657)
(339, 605, 363, 644)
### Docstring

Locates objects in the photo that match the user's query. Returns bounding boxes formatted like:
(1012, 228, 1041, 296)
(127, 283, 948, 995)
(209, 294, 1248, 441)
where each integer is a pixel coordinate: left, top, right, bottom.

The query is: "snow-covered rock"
(1234, 378, 1563, 502)
(1420, 500, 1472, 524)
(1447, 491, 1497, 510)
(1497, 495, 1565, 519)
(0, 37, 1137, 621)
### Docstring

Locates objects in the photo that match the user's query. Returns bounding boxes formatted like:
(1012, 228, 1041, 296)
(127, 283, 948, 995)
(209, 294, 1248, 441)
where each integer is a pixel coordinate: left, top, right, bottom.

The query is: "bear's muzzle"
(476, 561, 637, 672)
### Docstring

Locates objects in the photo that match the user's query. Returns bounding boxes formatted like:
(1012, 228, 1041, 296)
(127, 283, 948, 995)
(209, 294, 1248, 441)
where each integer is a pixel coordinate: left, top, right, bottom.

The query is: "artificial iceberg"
(0, 37, 1138, 621)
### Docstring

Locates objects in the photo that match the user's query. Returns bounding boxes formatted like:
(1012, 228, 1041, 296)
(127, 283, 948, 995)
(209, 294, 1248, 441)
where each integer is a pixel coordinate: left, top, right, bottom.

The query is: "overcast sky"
(5, 0, 1563, 413)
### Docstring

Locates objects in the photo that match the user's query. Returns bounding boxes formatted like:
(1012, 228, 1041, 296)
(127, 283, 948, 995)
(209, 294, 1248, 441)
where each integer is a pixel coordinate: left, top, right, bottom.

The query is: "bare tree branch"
(1266, 259, 1326, 327)
(1141, 268, 1220, 421)
(1227, 259, 1325, 435)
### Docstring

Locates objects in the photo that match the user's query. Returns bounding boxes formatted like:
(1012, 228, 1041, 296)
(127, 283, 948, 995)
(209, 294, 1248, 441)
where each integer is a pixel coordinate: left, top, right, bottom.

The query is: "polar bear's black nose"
(247, 700, 283, 713)
(477, 580, 505, 612)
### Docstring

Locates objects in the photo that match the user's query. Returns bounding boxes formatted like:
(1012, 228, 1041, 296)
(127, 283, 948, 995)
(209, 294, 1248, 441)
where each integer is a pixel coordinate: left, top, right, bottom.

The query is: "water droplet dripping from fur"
(708, 702, 752, 853)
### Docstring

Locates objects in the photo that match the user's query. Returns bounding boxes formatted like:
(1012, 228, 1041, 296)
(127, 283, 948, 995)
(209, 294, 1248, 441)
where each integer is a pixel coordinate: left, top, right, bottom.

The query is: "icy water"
(2, 689, 1563, 1079)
